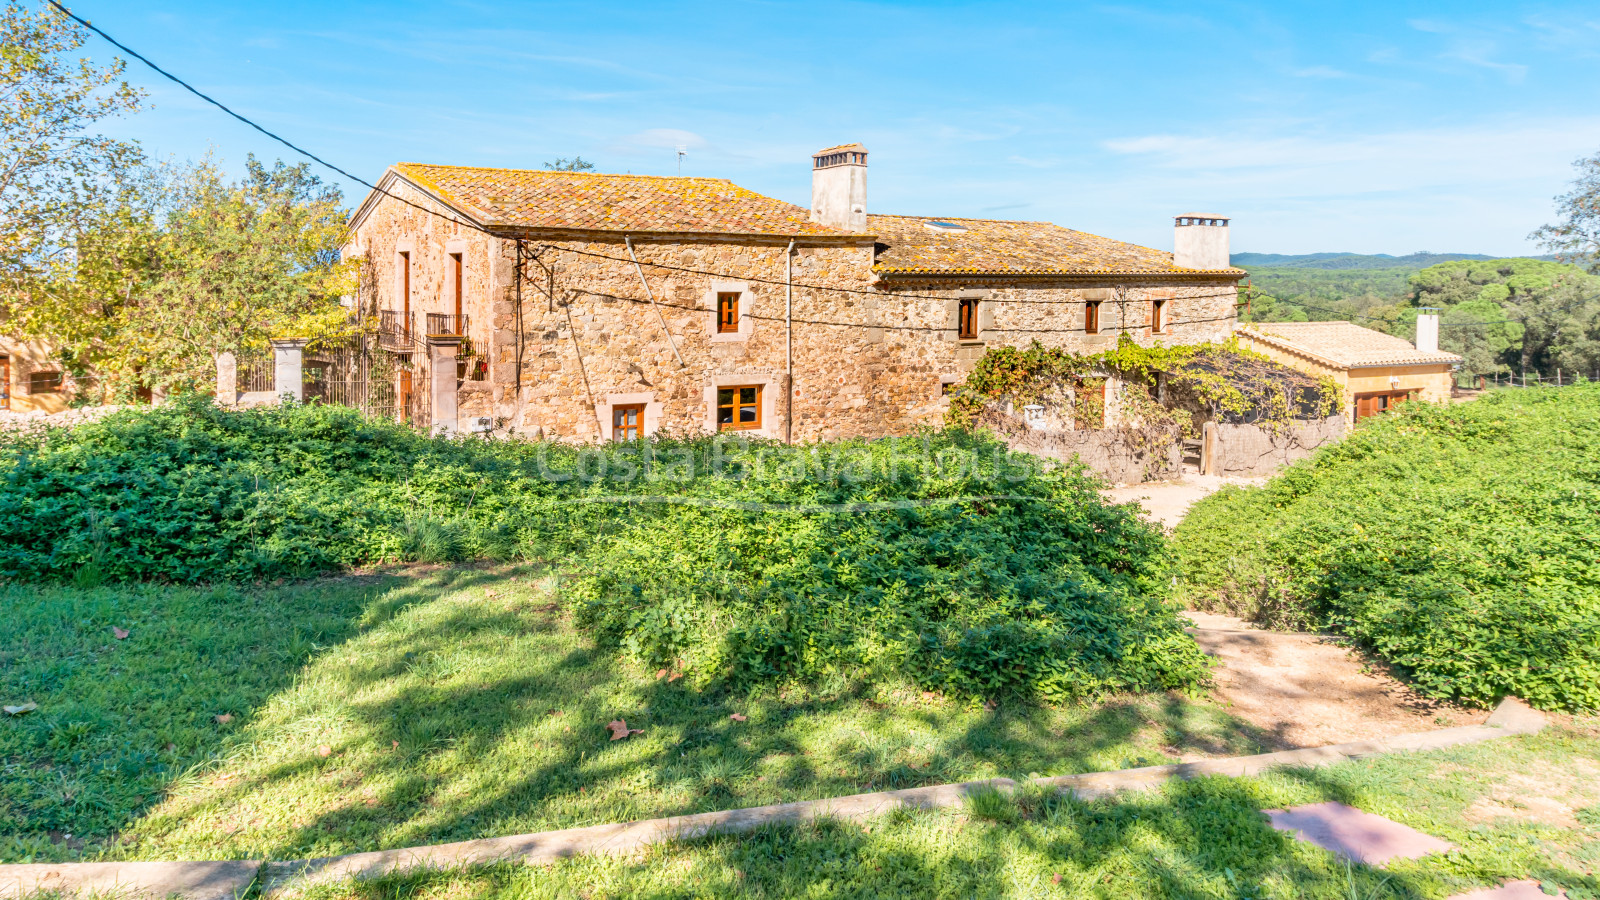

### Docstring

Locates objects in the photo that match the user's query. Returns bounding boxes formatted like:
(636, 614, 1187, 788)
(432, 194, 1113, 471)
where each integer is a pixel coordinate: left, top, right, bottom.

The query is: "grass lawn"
(0, 565, 1264, 864)
(291, 723, 1600, 900)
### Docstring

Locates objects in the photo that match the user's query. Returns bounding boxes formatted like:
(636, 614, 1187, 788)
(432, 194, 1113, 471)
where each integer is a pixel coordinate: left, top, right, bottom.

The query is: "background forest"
(1238, 251, 1600, 380)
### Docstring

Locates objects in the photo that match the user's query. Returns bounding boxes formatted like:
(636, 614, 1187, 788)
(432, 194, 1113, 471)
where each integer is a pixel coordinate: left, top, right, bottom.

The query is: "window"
(1150, 298, 1166, 333)
(958, 298, 979, 340)
(716, 292, 740, 334)
(1084, 300, 1101, 335)
(451, 253, 464, 321)
(29, 370, 62, 394)
(613, 403, 645, 441)
(717, 385, 762, 430)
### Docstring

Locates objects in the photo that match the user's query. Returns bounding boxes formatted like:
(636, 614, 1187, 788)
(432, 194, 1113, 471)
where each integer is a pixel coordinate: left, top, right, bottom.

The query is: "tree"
(20, 154, 354, 396)
(0, 0, 143, 301)
(1532, 151, 1600, 274)
(543, 156, 595, 172)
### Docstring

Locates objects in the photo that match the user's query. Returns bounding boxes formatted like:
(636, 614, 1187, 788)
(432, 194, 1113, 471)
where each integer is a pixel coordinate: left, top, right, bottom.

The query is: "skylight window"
(924, 220, 968, 233)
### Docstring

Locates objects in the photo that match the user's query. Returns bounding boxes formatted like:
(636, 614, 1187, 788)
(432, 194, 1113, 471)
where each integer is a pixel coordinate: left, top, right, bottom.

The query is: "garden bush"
(0, 397, 1207, 701)
(1173, 385, 1600, 711)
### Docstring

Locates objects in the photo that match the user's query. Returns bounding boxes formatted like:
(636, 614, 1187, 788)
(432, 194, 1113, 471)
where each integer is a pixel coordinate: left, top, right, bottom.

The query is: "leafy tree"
(1405, 258, 1600, 377)
(0, 0, 143, 301)
(543, 156, 595, 172)
(1532, 150, 1600, 273)
(19, 155, 353, 396)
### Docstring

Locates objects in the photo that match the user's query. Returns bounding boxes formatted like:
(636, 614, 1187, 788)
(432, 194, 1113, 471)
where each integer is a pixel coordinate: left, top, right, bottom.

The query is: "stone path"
(0, 699, 1544, 900)
(1266, 801, 1452, 866)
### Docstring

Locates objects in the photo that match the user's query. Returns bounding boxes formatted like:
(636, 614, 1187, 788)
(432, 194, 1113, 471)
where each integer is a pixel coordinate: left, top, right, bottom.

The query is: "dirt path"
(1185, 611, 1485, 749)
(1104, 473, 1270, 531)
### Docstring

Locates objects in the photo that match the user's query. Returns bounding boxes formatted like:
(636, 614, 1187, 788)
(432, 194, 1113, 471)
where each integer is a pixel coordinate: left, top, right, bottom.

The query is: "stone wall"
(1214, 414, 1346, 477)
(346, 181, 1241, 442)
(978, 407, 1182, 485)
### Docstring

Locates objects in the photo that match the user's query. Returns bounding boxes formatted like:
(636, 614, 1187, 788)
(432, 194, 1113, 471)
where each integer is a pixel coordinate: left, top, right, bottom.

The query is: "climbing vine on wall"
(946, 336, 1343, 437)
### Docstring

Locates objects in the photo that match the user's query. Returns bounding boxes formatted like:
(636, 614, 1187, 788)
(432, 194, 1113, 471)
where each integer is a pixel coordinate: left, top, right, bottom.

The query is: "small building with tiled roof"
(342, 144, 1246, 441)
(1235, 320, 1461, 421)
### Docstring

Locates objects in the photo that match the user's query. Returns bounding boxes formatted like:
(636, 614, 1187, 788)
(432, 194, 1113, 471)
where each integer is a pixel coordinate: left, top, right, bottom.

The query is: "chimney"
(1173, 214, 1230, 269)
(1415, 313, 1440, 353)
(811, 143, 867, 231)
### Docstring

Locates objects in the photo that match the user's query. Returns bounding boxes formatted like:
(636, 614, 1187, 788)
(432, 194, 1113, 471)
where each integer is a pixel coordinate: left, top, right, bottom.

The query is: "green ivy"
(946, 336, 1342, 436)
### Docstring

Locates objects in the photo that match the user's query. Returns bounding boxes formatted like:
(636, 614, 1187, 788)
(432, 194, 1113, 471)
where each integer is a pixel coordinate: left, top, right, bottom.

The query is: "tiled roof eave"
(489, 225, 876, 243)
(1238, 327, 1462, 370)
(873, 266, 1248, 279)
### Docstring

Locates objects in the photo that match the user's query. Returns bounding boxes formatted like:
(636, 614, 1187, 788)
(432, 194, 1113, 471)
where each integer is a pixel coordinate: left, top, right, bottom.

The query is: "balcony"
(378, 310, 413, 351)
(425, 313, 469, 337)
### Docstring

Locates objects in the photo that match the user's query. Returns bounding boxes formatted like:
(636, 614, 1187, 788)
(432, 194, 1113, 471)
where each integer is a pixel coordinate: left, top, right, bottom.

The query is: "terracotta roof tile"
(868, 214, 1245, 277)
(1239, 321, 1461, 368)
(392, 163, 863, 238)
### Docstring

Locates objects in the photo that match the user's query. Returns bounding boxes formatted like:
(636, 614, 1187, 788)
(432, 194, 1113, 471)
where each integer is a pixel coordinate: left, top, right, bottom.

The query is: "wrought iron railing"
(425, 313, 469, 337)
(378, 310, 414, 350)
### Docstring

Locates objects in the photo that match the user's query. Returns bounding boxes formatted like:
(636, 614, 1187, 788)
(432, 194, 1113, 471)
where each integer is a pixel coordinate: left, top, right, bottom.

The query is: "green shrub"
(1173, 386, 1600, 711)
(0, 397, 1207, 701)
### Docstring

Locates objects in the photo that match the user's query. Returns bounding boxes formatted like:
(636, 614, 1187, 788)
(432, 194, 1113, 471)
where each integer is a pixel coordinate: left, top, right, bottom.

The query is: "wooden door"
(399, 368, 413, 422)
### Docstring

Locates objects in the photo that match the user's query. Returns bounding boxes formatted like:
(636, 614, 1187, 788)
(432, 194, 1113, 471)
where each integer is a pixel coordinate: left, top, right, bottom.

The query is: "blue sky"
(74, 0, 1600, 255)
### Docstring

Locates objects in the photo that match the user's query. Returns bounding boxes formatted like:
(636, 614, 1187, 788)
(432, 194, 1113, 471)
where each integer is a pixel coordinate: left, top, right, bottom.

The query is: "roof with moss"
(390, 163, 865, 238)
(1238, 321, 1462, 369)
(868, 214, 1245, 278)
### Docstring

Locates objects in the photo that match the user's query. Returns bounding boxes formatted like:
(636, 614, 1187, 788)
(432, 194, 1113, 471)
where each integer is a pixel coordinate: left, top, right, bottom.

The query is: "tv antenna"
(676, 145, 687, 176)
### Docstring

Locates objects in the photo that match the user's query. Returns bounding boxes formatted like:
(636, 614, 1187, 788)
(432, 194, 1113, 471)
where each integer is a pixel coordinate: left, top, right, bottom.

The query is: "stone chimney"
(1415, 313, 1440, 353)
(1174, 213, 1230, 269)
(811, 143, 868, 232)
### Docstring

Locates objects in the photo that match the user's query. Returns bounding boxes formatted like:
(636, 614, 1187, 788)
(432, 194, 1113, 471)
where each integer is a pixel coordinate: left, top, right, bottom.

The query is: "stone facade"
(0, 336, 68, 414)
(346, 177, 1242, 443)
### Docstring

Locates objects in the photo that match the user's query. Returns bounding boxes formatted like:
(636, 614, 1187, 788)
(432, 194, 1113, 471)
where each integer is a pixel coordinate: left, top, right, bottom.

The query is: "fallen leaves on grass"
(3, 702, 37, 716)
(607, 719, 644, 741)
(214, 713, 233, 724)
(316, 745, 333, 758)
(112, 627, 129, 640)
(730, 713, 747, 722)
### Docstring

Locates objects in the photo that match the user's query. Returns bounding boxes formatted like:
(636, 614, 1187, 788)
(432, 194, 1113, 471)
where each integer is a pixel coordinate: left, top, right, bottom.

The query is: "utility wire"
(57, 1, 1247, 325)
(44, 0, 492, 234)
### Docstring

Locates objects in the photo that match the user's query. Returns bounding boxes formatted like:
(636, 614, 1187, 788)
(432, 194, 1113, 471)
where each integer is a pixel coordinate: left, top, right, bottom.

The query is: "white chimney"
(1416, 314, 1440, 353)
(1173, 214, 1230, 269)
(811, 143, 867, 232)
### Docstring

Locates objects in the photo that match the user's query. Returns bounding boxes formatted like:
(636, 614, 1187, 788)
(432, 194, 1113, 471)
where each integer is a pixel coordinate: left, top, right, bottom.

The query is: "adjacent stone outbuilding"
(1234, 320, 1460, 422)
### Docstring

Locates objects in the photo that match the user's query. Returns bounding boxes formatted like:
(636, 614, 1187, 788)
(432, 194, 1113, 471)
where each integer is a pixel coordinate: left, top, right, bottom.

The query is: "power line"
(56, 1, 1246, 327)
(44, 0, 491, 234)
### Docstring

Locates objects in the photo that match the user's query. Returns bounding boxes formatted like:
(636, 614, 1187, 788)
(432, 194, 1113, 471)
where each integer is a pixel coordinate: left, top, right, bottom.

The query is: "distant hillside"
(1229, 252, 1526, 270)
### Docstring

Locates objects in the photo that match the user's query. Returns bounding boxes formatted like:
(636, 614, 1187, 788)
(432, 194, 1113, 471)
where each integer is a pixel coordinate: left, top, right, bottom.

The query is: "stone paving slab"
(0, 860, 260, 900)
(1, 697, 1547, 900)
(1265, 801, 1452, 866)
(1447, 880, 1566, 899)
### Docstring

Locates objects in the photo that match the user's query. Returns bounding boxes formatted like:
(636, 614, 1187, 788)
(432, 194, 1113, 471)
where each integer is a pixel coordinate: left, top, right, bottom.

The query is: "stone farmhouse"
(342, 145, 1246, 441)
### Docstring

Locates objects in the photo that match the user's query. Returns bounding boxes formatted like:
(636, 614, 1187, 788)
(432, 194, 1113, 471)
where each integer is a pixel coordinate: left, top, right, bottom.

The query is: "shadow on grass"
(0, 570, 457, 862)
(90, 566, 1273, 863)
(283, 774, 1456, 899)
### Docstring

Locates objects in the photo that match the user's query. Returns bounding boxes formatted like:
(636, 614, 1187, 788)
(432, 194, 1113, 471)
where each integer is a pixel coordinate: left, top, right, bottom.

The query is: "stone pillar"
(269, 338, 309, 403)
(428, 335, 462, 434)
(215, 351, 237, 405)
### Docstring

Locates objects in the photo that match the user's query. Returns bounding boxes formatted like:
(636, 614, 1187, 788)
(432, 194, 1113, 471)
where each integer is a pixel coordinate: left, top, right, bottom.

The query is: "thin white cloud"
(614, 129, 708, 151)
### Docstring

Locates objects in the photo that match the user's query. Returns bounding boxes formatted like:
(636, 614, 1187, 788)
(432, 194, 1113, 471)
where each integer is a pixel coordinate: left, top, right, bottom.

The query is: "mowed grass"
(291, 723, 1600, 900)
(0, 566, 1264, 864)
